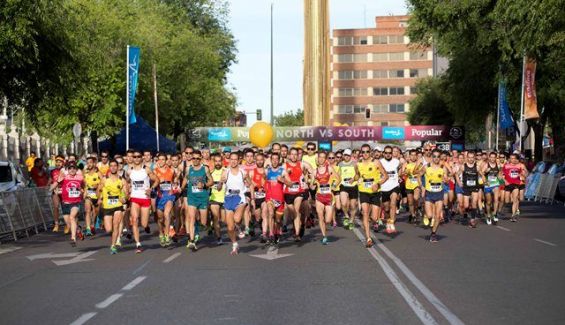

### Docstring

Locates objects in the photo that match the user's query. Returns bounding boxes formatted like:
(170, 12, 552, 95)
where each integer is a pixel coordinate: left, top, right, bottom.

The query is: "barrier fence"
(524, 162, 563, 204)
(0, 187, 54, 241)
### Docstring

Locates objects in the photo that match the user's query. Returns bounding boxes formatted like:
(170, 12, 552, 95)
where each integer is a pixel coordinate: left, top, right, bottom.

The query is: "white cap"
(343, 149, 352, 156)
(374, 145, 383, 151)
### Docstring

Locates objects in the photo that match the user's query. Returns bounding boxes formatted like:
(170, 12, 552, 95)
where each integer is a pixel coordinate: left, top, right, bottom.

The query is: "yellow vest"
(358, 160, 381, 193)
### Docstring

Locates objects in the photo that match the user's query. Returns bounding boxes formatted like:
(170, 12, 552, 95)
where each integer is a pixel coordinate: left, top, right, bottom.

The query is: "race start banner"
(190, 125, 464, 143)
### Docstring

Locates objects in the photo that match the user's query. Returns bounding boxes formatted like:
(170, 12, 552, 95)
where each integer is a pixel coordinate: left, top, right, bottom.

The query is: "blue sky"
(226, 0, 408, 125)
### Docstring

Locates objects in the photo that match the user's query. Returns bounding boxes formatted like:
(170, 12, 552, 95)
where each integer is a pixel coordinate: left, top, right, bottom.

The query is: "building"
(330, 15, 434, 127)
(223, 111, 247, 127)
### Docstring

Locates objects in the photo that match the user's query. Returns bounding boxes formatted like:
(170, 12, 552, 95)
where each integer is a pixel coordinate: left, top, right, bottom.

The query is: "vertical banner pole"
(496, 81, 500, 151)
(518, 56, 526, 152)
(153, 63, 160, 152)
(126, 45, 130, 151)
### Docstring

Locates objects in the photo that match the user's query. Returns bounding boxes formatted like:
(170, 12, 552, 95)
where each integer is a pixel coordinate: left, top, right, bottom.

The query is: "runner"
(339, 149, 359, 230)
(457, 151, 484, 228)
(209, 153, 226, 245)
(503, 153, 528, 222)
(302, 142, 318, 230)
(154, 152, 179, 247)
(264, 152, 286, 245)
(403, 149, 422, 224)
(358, 144, 388, 247)
(50, 156, 65, 232)
(380, 146, 401, 234)
(311, 151, 340, 245)
(50, 161, 84, 246)
(482, 152, 502, 225)
(83, 157, 102, 236)
(221, 152, 251, 255)
(182, 150, 213, 251)
(497, 153, 507, 217)
(249, 153, 268, 242)
(97, 151, 110, 176)
(327, 151, 340, 228)
(423, 149, 449, 242)
(241, 148, 257, 237)
(126, 149, 159, 253)
(98, 160, 128, 254)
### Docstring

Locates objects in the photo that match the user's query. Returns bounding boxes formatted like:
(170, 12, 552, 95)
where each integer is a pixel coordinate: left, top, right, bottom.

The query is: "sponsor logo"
(382, 127, 405, 140)
(208, 128, 232, 141)
(449, 127, 463, 140)
(410, 128, 443, 138)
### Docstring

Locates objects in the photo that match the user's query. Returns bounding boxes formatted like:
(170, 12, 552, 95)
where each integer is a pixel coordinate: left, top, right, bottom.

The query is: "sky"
(226, 0, 408, 125)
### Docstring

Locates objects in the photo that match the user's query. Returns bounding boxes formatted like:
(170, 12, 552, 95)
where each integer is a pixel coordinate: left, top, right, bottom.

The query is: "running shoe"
(238, 230, 245, 239)
(423, 216, 430, 227)
(260, 233, 267, 244)
(195, 233, 200, 243)
(52, 224, 59, 232)
(299, 225, 305, 238)
(373, 223, 380, 232)
(485, 215, 492, 225)
(169, 226, 176, 238)
(144, 226, 151, 234)
(110, 245, 118, 255)
(469, 218, 477, 228)
(516, 209, 521, 216)
(64, 225, 70, 234)
(321, 237, 328, 245)
(186, 241, 197, 251)
(389, 223, 397, 234)
(95, 217, 101, 230)
(115, 238, 122, 247)
(85, 227, 93, 237)
(135, 243, 144, 253)
(343, 218, 350, 227)
(510, 215, 517, 222)
(429, 233, 438, 243)
(230, 242, 239, 255)
(282, 225, 288, 233)
(365, 238, 374, 248)
(347, 223, 355, 231)
(294, 234, 301, 242)
(244, 227, 251, 236)
(164, 235, 171, 247)
(492, 214, 499, 225)
(377, 219, 384, 227)
(217, 238, 224, 246)
(194, 222, 200, 238)
(77, 227, 85, 241)
(159, 235, 166, 247)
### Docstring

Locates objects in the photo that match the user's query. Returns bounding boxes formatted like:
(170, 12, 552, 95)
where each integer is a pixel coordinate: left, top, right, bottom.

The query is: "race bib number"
(255, 191, 266, 199)
(228, 189, 241, 195)
(107, 195, 119, 206)
(387, 171, 397, 180)
(160, 182, 172, 191)
(430, 183, 442, 192)
(466, 179, 476, 187)
(133, 181, 145, 191)
(488, 175, 498, 185)
(289, 182, 300, 193)
(363, 178, 374, 188)
(191, 185, 204, 193)
(510, 170, 519, 178)
(87, 187, 97, 197)
(271, 199, 282, 208)
(343, 178, 352, 186)
(409, 176, 418, 184)
(319, 184, 331, 194)
(68, 187, 80, 198)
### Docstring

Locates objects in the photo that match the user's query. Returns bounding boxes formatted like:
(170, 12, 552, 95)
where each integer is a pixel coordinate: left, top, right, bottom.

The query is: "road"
(1, 201, 564, 325)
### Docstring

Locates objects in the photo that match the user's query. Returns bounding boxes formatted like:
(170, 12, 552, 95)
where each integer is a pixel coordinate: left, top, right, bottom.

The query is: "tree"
(273, 109, 304, 127)
(408, 78, 453, 126)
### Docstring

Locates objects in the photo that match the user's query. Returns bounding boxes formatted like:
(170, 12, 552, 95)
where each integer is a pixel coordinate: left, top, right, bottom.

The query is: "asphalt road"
(0, 201, 564, 325)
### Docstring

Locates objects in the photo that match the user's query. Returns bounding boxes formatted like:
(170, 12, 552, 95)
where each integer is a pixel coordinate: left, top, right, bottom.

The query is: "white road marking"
(95, 293, 123, 309)
(250, 246, 293, 260)
(27, 252, 79, 261)
(132, 259, 151, 275)
(352, 227, 439, 325)
(52, 251, 97, 266)
(378, 244, 466, 325)
(0, 246, 22, 255)
(121, 276, 147, 291)
(69, 312, 97, 325)
(534, 238, 557, 247)
(163, 252, 181, 263)
(496, 226, 511, 232)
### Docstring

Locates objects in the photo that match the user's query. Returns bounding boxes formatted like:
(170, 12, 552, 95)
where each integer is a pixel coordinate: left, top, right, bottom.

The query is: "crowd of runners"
(43, 142, 529, 255)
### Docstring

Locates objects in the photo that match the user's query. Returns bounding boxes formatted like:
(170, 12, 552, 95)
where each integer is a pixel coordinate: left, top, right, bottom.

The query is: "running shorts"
(381, 186, 400, 203)
(187, 195, 209, 210)
(224, 194, 244, 212)
(268, 198, 285, 214)
(463, 187, 479, 196)
(484, 186, 498, 194)
(130, 197, 151, 208)
(505, 184, 520, 192)
(103, 206, 124, 216)
(284, 193, 304, 205)
(339, 185, 359, 199)
(425, 191, 443, 203)
(359, 192, 381, 206)
(316, 193, 333, 206)
(62, 203, 81, 215)
(157, 192, 176, 211)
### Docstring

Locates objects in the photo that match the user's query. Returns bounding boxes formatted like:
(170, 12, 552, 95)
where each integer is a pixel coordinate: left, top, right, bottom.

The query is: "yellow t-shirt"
(358, 160, 381, 194)
(302, 154, 317, 169)
(84, 171, 101, 199)
(405, 162, 420, 190)
(425, 166, 444, 193)
(102, 177, 125, 209)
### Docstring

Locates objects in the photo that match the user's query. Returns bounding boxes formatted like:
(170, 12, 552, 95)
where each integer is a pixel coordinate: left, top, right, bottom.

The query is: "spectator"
(29, 158, 49, 187)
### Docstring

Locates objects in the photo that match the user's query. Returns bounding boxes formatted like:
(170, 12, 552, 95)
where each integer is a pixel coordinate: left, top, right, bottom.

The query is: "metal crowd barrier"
(0, 187, 55, 241)
(526, 162, 563, 204)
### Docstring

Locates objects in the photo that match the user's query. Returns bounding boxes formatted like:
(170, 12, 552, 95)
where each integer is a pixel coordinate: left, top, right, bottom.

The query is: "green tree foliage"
(407, 0, 565, 159)
(273, 109, 304, 127)
(1, 0, 237, 142)
(408, 78, 453, 126)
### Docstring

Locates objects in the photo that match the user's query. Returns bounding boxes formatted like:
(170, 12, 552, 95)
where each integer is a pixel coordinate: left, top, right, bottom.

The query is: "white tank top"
(380, 158, 400, 191)
(225, 167, 246, 202)
(130, 167, 150, 199)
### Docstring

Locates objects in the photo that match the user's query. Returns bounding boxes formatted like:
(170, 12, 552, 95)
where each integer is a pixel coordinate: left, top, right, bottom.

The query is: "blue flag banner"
(498, 81, 514, 129)
(128, 46, 140, 124)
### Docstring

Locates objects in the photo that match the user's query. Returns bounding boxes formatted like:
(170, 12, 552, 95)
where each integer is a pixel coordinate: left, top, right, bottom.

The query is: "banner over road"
(190, 125, 464, 143)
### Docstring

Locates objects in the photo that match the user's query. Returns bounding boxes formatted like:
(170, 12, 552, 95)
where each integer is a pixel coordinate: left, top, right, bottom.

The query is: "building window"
(374, 35, 388, 44)
(337, 54, 353, 63)
(354, 53, 367, 62)
(353, 70, 367, 79)
(337, 37, 353, 46)
(357, 36, 368, 45)
(410, 87, 417, 95)
(389, 87, 405, 95)
(388, 35, 404, 44)
(336, 105, 365, 114)
(409, 68, 429, 78)
(373, 70, 388, 79)
(373, 88, 388, 96)
(372, 53, 388, 62)
(338, 88, 367, 97)
(389, 69, 405, 78)
(389, 103, 405, 113)
(380, 121, 389, 127)
(389, 52, 404, 61)
(354, 88, 368, 96)
(372, 104, 388, 113)
(409, 51, 427, 60)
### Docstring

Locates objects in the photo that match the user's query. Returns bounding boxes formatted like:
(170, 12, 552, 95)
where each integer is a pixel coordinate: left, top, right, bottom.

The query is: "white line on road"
(70, 312, 97, 325)
(163, 252, 181, 263)
(0, 246, 22, 255)
(95, 293, 123, 309)
(122, 276, 147, 291)
(534, 238, 557, 247)
(352, 227, 439, 325)
(378, 244, 465, 325)
(496, 226, 511, 232)
(132, 259, 151, 275)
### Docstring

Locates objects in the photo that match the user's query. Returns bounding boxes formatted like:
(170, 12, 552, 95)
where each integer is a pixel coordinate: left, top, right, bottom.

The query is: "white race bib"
(87, 188, 97, 197)
(133, 181, 145, 190)
(510, 170, 519, 178)
(363, 178, 374, 188)
(289, 183, 300, 193)
(191, 186, 204, 193)
(160, 182, 172, 191)
(430, 183, 442, 192)
(466, 179, 476, 187)
(68, 188, 80, 198)
(255, 191, 266, 199)
(319, 184, 331, 194)
(107, 196, 119, 206)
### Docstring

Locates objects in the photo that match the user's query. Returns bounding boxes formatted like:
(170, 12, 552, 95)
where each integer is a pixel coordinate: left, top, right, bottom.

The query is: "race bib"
(319, 184, 331, 194)
(387, 171, 397, 180)
(510, 170, 519, 178)
(271, 199, 282, 208)
(228, 189, 241, 195)
(430, 183, 442, 192)
(255, 191, 266, 199)
(409, 176, 418, 184)
(87, 187, 97, 197)
(343, 177, 352, 186)
(160, 182, 172, 191)
(107, 195, 119, 206)
(68, 187, 80, 198)
(466, 179, 476, 187)
(289, 182, 300, 193)
(191, 185, 204, 193)
(488, 175, 498, 185)
(133, 181, 145, 190)
(363, 178, 374, 188)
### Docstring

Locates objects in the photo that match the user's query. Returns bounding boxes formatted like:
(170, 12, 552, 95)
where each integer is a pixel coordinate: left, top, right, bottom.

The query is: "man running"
(83, 157, 102, 236)
(209, 153, 226, 245)
(155, 152, 179, 247)
(380, 146, 402, 234)
(423, 149, 449, 242)
(457, 151, 484, 228)
(265, 152, 286, 244)
(482, 152, 502, 225)
(339, 149, 359, 230)
(99, 160, 128, 254)
(403, 149, 422, 224)
(126, 150, 159, 253)
(312, 151, 340, 245)
(50, 155, 65, 232)
(357, 144, 388, 247)
(503, 153, 528, 222)
(249, 153, 268, 243)
(241, 148, 257, 237)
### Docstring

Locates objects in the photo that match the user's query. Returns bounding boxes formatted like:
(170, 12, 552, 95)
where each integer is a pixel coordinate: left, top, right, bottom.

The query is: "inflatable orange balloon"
(249, 122, 274, 147)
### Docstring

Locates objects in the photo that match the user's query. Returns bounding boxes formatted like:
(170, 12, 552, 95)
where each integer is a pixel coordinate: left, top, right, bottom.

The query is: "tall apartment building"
(330, 15, 433, 127)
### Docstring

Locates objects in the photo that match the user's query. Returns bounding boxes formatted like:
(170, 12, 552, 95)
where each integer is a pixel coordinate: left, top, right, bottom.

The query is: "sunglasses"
(328, 157, 335, 160)
(336, 156, 342, 159)
(193, 157, 201, 160)
(101, 155, 108, 158)
(424, 149, 430, 152)
(384, 151, 392, 154)
(307, 148, 315, 151)
(133, 155, 142, 158)
(432, 155, 441, 158)
(361, 150, 370, 153)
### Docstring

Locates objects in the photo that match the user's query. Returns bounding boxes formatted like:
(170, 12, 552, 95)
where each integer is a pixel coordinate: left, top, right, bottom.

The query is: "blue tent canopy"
(98, 117, 176, 154)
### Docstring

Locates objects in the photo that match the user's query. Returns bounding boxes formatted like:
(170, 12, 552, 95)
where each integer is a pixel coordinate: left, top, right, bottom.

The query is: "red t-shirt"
(30, 167, 49, 187)
(60, 174, 84, 204)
